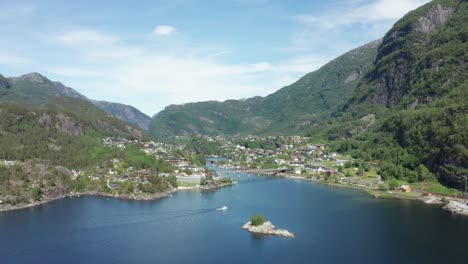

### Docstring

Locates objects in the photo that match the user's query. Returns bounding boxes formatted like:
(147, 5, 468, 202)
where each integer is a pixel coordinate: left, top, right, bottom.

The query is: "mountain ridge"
(150, 38, 382, 137)
(1, 72, 151, 130)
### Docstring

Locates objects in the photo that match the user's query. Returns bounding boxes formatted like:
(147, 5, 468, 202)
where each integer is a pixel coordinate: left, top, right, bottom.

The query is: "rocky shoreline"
(444, 200, 468, 216)
(0, 189, 176, 212)
(241, 221, 295, 238)
(177, 181, 237, 191)
(275, 173, 468, 216)
(0, 182, 238, 213)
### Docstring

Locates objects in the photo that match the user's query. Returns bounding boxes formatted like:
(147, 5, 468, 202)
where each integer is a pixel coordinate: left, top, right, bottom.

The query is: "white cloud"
(296, 0, 430, 30)
(0, 54, 32, 65)
(45, 67, 102, 78)
(53, 30, 118, 47)
(51, 30, 143, 62)
(153, 25, 177, 36)
(288, 0, 430, 55)
(43, 27, 338, 115)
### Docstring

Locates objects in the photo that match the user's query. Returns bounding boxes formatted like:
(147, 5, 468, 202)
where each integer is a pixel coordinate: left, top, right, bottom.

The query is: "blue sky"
(0, 0, 429, 115)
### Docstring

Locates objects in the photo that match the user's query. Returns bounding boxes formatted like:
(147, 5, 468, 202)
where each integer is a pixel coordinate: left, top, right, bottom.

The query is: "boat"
(217, 206, 228, 211)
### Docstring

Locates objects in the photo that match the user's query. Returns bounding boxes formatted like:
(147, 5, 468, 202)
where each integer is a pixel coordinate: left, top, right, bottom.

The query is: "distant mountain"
(0, 72, 150, 131)
(0, 74, 11, 90)
(92, 100, 152, 131)
(150, 39, 381, 138)
(1, 72, 87, 105)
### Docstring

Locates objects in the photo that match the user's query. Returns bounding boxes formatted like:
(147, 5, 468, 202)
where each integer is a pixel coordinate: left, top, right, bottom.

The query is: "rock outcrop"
(38, 113, 84, 136)
(412, 4, 454, 34)
(241, 221, 295, 238)
(444, 200, 468, 216)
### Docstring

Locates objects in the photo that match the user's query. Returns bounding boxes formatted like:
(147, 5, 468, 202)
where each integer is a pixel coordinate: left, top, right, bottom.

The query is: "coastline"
(275, 172, 468, 216)
(177, 181, 237, 191)
(0, 182, 238, 213)
(1, 171, 463, 216)
(0, 189, 176, 213)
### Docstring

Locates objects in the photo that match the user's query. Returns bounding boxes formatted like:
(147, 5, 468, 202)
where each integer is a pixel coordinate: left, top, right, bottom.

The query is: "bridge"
(216, 168, 288, 175)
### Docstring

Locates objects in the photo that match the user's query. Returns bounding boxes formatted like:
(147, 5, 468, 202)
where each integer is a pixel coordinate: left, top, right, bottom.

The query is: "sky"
(0, 0, 429, 116)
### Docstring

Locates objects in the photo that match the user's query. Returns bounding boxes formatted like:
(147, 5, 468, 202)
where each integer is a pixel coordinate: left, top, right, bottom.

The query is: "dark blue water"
(1, 163, 468, 264)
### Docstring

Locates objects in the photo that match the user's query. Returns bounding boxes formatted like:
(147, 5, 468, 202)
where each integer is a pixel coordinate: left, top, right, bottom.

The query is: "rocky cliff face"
(356, 1, 458, 107)
(38, 113, 84, 136)
(411, 4, 455, 34)
(339, 0, 468, 190)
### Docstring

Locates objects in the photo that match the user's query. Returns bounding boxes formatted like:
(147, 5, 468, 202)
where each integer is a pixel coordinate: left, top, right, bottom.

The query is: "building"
(3, 160, 15, 167)
(400, 185, 412, 193)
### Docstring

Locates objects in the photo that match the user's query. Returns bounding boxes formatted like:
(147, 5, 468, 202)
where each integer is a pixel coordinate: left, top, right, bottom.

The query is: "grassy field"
(411, 181, 463, 197)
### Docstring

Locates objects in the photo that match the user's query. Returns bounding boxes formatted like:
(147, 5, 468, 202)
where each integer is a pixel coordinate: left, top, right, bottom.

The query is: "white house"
(3, 160, 14, 166)
(294, 167, 302, 175)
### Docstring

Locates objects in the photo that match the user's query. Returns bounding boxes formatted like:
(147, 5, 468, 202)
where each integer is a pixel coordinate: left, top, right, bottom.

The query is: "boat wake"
(216, 206, 228, 211)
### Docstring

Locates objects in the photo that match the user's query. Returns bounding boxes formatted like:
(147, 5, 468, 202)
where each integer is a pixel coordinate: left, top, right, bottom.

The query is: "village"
(192, 135, 468, 215)
(99, 137, 234, 192)
(1, 135, 466, 215)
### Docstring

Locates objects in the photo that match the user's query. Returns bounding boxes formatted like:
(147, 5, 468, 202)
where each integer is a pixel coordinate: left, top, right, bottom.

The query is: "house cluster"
(201, 135, 346, 175)
(100, 137, 208, 185)
(103, 137, 139, 149)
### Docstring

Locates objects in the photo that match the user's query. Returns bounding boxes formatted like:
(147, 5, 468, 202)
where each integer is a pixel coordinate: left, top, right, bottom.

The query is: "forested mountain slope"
(150, 39, 381, 138)
(331, 0, 467, 189)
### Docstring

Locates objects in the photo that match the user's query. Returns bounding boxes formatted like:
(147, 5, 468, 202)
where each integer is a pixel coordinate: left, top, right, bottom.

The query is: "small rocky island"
(241, 214, 295, 238)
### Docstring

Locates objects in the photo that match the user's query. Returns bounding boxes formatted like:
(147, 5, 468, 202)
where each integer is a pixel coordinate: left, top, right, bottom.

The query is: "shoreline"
(275, 173, 468, 216)
(0, 181, 238, 213)
(0, 189, 176, 213)
(177, 181, 237, 191)
(1, 172, 464, 216)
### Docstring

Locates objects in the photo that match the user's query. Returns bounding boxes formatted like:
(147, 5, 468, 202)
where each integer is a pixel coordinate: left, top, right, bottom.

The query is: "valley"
(0, 0, 467, 263)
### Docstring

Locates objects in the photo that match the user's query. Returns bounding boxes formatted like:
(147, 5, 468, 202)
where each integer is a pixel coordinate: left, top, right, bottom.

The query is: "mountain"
(0, 74, 11, 90)
(1, 72, 87, 105)
(0, 70, 189, 207)
(150, 39, 381, 138)
(92, 100, 152, 131)
(0, 72, 150, 130)
(150, 0, 467, 189)
(332, 0, 467, 189)
(0, 92, 177, 207)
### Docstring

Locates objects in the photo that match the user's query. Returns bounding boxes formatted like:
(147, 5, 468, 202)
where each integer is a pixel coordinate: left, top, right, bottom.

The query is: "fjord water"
(1, 163, 468, 264)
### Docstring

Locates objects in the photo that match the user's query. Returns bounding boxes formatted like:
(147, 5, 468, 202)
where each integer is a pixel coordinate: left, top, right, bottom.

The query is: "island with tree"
(241, 214, 295, 238)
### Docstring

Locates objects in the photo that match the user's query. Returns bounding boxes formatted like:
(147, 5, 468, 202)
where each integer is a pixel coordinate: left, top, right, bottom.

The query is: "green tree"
(31, 187, 42, 201)
(250, 214, 266, 226)
(388, 178, 399, 190)
(415, 164, 436, 182)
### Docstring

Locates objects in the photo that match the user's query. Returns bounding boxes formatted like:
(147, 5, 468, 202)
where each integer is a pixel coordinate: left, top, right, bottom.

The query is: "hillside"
(1, 99, 141, 159)
(92, 100, 152, 131)
(0, 98, 181, 206)
(150, 39, 381, 138)
(0, 72, 151, 130)
(331, 0, 467, 189)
